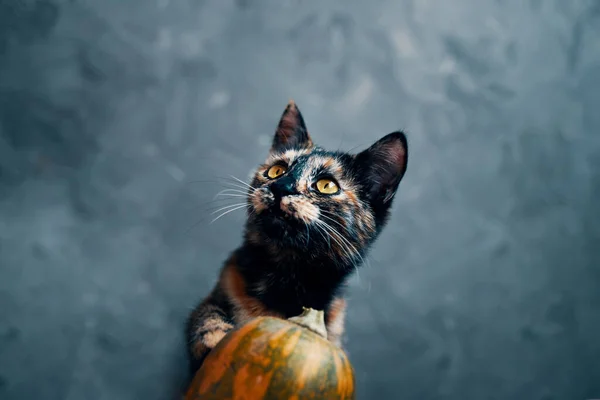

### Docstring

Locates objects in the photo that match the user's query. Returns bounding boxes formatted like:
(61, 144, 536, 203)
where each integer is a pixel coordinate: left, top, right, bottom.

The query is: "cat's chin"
(254, 211, 307, 247)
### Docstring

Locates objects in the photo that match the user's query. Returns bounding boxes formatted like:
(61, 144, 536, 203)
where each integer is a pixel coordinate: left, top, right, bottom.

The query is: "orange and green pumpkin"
(185, 308, 355, 400)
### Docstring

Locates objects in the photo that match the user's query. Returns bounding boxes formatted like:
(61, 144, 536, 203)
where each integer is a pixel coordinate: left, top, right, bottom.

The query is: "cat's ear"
(355, 131, 408, 204)
(271, 100, 313, 152)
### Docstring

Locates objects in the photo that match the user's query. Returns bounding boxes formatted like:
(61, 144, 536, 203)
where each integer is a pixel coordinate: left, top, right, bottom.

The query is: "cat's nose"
(270, 176, 297, 199)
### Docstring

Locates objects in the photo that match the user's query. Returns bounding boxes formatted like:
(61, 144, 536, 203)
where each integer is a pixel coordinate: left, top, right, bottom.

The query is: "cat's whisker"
(313, 222, 335, 253)
(319, 212, 350, 233)
(320, 227, 359, 281)
(210, 202, 249, 216)
(322, 223, 362, 260)
(186, 196, 250, 214)
(221, 181, 255, 193)
(318, 212, 371, 270)
(185, 178, 255, 201)
(318, 214, 364, 258)
(213, 193, 247, 200)
(201, 175, 256, 193)
(314, 221, 356, 267)
(210, 204, 251, 224)
(227, 175, 257, 192)
(312, 222, 362, 287)
(313, 223, 331, 249)
(314, 220, 361, 281)
(213, 188, 248, 199)
(305, 224, 310, 246)
(201, 200, 250, 215)
(186, 200, 247, 235)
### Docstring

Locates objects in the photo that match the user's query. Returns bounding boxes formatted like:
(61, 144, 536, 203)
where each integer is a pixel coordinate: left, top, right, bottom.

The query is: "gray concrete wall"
(1, 0, 599, 399)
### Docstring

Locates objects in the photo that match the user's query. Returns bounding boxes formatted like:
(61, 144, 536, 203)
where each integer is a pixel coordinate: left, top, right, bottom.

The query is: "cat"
(185, 100, 408, 374)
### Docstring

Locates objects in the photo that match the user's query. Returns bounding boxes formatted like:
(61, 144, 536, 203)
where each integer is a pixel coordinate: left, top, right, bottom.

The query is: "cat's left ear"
(271, 100, 313, 152)
(355, 131, 408, 204)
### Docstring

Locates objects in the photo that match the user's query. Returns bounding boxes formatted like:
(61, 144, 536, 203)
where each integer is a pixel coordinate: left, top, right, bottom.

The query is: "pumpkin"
(185, 308, 355, 400)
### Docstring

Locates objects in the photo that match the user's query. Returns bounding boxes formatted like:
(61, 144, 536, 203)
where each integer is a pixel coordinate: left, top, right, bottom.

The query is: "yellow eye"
(315, 178, 339, 194)
(266, 164, 287, 179)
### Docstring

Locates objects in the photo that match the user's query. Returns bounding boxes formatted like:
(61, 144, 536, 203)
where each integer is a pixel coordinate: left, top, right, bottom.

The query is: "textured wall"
(1, 0, 600, 399)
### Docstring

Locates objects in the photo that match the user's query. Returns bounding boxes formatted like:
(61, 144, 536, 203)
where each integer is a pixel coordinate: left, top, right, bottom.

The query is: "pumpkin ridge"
(294, 338, 323, 392)
(193, 320, 261, 396)
(339, 351, 355, 398)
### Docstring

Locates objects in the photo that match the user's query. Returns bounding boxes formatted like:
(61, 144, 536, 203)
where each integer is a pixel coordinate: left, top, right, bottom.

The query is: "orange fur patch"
(326, 298, 347, 346)
(201, 318, 234, 334)
(251, 190, 268, 213)
(280, 196, 320, 223)
(192, 339, 209, 358)
(222, 258, 284, 325)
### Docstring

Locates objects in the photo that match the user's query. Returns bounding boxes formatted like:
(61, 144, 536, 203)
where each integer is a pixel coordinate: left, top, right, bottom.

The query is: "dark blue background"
(1, 1, 599, 399)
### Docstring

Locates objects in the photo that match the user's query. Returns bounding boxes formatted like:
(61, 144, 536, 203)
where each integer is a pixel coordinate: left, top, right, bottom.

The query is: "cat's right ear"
(271, 100, 313, 152)
(355, 131, 408, 205)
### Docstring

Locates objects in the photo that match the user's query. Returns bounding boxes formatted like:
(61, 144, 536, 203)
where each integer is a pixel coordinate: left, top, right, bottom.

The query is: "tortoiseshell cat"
(186, 101, 408, 373)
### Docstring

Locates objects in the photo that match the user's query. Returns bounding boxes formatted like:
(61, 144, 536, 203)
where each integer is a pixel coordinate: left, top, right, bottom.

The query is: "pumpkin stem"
(288, 307, 328, 339)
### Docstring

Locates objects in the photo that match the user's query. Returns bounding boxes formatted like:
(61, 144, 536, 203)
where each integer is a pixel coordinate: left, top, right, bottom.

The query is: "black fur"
(235, 243, 347, 317)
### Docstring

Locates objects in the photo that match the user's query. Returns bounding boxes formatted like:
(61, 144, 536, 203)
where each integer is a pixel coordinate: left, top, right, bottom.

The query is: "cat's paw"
(200, 320, 234, 349)
(201, 325, 233, 349)
(191, 319, 234, 359)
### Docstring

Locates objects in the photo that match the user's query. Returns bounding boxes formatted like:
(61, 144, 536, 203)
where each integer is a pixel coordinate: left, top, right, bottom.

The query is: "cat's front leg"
(325, 297, 347, 347)
(186, 290, 234, 373)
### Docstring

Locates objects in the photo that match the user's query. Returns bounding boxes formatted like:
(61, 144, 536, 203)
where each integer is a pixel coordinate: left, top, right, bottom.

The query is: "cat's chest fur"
(236, 246, 346, 318)
(252, 275, 341, 317)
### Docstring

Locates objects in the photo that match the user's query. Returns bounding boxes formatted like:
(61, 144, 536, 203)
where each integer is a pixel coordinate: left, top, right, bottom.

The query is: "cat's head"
(245, 101, 408, 267)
